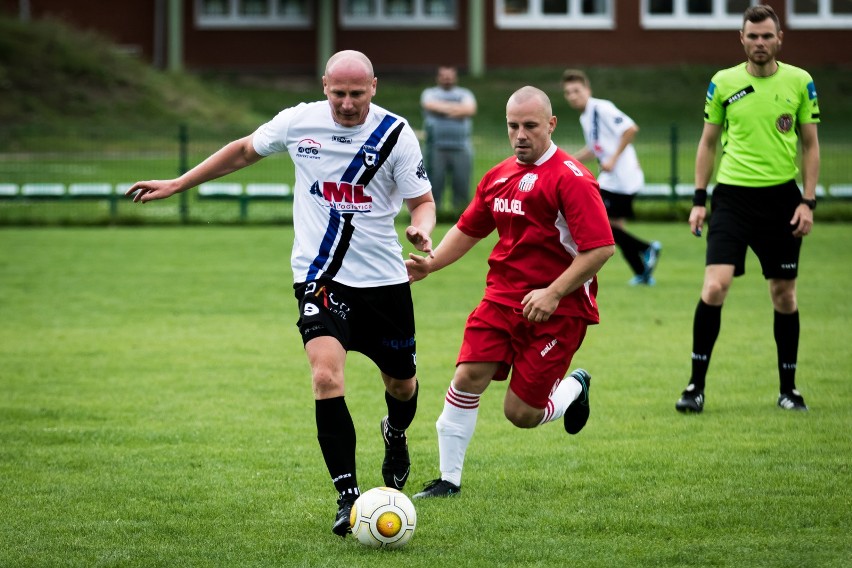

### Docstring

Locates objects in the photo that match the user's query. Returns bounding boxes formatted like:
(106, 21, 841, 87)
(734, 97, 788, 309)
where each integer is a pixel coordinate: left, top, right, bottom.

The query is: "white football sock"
(538, 373, 583, 425)
(436, 381, 481, 487)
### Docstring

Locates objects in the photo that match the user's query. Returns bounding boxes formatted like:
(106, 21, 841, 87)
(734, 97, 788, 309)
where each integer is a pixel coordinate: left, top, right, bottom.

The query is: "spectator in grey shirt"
(421, 66, 477, 213)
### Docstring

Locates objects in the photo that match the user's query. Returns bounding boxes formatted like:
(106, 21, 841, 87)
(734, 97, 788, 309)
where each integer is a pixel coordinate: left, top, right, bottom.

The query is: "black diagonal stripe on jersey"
(355, 122, 405, 187)
(321, 212, 355, 280)
(722, 85, 754, 107)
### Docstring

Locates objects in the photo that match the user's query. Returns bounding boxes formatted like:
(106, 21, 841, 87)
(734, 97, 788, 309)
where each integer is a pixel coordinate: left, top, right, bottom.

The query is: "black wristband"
(802, 198, 816, 210)
(693, 189, 707, 207)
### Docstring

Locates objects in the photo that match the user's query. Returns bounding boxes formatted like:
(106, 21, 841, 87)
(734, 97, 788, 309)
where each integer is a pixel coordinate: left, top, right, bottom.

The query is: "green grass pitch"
(1, 223, 850, 567)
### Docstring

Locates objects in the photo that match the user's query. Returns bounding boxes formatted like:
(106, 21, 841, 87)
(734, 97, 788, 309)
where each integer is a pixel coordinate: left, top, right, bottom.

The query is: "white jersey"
(579, 97, 645, 195)
(252, 101, 431, 287)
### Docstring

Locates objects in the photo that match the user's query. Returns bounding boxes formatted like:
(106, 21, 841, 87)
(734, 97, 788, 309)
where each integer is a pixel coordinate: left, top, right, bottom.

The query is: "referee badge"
(776, 113, 793, 134)
(518, 173, 538, 192)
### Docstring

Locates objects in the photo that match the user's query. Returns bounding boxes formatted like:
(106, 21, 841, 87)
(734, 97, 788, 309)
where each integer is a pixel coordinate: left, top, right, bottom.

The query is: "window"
(196, 0, 311, 28)
(787, 0, 852, 28)
(641, 0, 756, 29)
(496, 0, 614, 29)
(340, 0, 456, 28)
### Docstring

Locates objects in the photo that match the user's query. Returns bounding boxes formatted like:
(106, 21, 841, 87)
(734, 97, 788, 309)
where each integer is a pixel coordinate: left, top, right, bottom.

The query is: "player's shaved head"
(325, 50, 374, 79)
(507, 86, 552, 117)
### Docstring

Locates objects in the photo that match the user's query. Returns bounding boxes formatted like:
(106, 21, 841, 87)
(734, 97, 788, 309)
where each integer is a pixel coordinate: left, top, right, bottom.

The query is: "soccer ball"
(349, 487, 417, 548)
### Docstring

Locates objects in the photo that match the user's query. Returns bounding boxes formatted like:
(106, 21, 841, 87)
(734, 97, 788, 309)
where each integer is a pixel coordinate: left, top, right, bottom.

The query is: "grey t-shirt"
(420, 85, 476, 149)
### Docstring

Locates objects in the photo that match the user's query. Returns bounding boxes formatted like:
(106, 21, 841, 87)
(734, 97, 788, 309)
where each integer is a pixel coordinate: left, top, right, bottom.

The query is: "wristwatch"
(802, 198, 817, 210)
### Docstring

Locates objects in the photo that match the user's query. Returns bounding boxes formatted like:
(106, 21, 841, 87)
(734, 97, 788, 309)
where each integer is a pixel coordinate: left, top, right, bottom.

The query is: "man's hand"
(790, 203, 814, 237)
(405, 253, 431, 283)
(689, 205, 707, 237)
(126, 180, 181, 203)
(405, 226, 434, 256)
(521, 288, 560, 323)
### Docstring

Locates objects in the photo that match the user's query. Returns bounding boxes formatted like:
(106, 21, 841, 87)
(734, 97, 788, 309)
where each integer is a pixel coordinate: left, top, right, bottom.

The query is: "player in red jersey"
(406, 86, 615, 498)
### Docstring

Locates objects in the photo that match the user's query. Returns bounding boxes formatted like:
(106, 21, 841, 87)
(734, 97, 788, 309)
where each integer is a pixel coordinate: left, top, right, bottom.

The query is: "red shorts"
(457, 300, 588, 409)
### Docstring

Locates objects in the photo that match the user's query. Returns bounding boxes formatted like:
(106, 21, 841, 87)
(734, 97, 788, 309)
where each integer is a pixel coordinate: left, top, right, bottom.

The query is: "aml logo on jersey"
(518, 173, 538, 192)
(320, 181, 373, 212)
(493, 197, 525, 216)
(297, 138, 321, 159)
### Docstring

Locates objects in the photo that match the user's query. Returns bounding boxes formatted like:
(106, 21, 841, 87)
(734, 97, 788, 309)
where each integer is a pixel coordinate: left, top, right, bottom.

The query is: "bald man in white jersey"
(127, 50, 436, 537)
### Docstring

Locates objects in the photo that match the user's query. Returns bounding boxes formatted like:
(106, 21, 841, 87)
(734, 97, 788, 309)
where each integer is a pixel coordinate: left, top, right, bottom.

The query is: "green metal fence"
(1, 123, 849, 225)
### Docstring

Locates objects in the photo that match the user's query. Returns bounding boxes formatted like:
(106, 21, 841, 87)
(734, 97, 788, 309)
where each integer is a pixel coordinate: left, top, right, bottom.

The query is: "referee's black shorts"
(293, 279, 417, 380)
(706, 180, 803, 279)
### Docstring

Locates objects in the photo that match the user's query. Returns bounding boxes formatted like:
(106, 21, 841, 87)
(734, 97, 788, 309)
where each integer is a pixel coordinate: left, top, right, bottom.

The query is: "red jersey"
(456, 143, 614, 323)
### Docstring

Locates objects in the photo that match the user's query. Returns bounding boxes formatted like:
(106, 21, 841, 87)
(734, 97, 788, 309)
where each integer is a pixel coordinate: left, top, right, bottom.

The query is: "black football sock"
(315, 396, 359, 499)
(774, 310, 800, 394)
(385, 380, 418, 436)
(690, 299, 722, 391)
(611, 226, 649, 275)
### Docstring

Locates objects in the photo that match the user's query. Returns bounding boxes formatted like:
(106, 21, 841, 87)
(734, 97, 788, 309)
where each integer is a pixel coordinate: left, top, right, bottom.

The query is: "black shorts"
(599, 189, 637, 219)
(293, 279, 417, 380)
(706, 181, 803, 279)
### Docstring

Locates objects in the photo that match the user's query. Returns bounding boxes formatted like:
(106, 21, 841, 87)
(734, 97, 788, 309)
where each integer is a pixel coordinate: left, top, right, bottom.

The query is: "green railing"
(1, 123, 849, 225)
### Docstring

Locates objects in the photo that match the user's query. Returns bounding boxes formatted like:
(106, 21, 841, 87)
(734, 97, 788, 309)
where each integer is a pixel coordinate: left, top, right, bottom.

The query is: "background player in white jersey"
(406, 86, 614, 498)
(562, 69, 662, 286)
(126, 50, 436, 536)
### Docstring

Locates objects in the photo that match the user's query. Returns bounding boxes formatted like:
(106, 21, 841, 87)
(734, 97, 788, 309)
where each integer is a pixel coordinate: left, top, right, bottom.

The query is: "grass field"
(1, 223, 850, 567)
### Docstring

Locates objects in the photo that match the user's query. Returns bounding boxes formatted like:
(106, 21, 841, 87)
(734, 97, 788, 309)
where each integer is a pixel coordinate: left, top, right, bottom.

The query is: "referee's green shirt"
(704, 62, 820, 187)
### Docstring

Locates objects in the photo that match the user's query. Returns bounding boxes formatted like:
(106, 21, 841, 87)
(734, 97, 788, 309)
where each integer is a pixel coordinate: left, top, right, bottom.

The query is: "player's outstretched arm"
(405, 225, 480, 283)
(127, 135, 263, 203)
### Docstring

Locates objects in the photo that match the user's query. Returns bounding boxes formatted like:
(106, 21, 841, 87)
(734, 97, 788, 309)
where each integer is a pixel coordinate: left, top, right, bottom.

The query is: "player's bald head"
(325, 50, 374, 80)
(507, 86, 553, 117)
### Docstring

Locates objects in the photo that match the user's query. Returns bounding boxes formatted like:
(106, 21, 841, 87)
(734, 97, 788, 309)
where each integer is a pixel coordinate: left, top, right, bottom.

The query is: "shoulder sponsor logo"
(564, 160, 584, 177)
(297, 138, 321, 159)
(416, 159, 428, 181)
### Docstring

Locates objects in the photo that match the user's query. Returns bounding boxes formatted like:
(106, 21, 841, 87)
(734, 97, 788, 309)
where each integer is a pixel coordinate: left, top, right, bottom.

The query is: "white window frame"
(786, 0, 852, 29)
(641, 0, 758, 30)
(495, 0, 614, 30)
(339, 0, 457, 29)
(195, 0, 312, 29)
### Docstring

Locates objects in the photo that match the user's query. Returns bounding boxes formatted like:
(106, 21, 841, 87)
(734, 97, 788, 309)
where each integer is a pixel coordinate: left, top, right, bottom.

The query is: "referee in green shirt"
(676, 4, 820, 413)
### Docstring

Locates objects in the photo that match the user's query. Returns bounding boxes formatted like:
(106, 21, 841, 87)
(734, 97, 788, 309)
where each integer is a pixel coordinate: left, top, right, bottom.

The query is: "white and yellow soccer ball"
(349, 487, 417, 548)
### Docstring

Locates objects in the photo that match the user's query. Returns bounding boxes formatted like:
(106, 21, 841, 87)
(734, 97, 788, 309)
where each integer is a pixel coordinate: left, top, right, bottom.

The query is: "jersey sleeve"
(252, 104, 303, 156)
(598, 100, 635, 136)
(703, 74, 725, 125)
(456, 175, 496, 239)
(558, 161, 614, 252)
(391, 123, 432, 199)
(798, 74, 821, 125)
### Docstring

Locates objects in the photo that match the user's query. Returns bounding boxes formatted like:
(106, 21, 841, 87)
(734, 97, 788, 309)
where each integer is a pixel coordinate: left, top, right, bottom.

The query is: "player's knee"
(702, 278, 730, 303)
(503, 406, 538, 429)
(311, 368, 343, 398)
